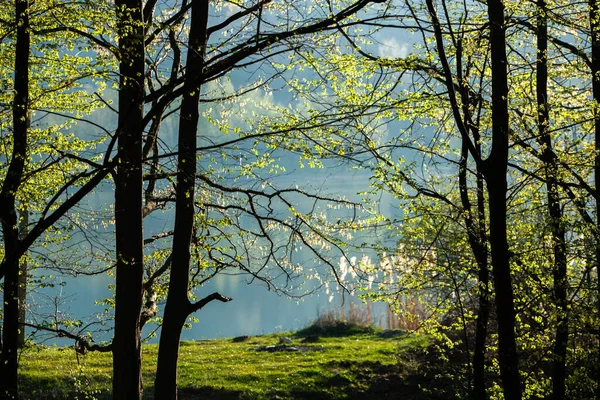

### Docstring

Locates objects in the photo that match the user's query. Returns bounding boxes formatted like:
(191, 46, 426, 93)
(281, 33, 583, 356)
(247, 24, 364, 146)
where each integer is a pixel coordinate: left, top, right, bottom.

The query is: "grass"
(18, 320, 458, 400)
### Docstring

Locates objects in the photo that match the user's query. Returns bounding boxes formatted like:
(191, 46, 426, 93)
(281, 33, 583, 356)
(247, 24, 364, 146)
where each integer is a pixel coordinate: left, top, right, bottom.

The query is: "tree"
(150, 1, 392, 398)
(588, 0, 600, 394)
(356, 0, 595, 396)
(110, 0, 146, 398)
(153, 1, 211, 397)
(0, 2, 30, 396)
(10, 1, 394, 399)
(275, 0, 600, 397)
(0, 1, 113, 396)
(535, 2, 569, 397)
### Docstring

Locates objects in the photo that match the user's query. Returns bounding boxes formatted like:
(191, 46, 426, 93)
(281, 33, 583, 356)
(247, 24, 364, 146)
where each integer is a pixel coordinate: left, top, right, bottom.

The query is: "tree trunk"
(17, 206, 28, 348)
(0, 1, 29, 398)
(486, 176, 520, 400)
(484, 0, 521, 397)
(459, 133, 490, 400)
(112, 1, 145, 399)
(473, 137, 490, 400)
(154, 2, 209, 399)
(455, 37, 490, 399)
(536, 3, 569, 398)
(466, 163, 490, 400)
(590, 0, 600, 397)
(472, 245, 490, 400)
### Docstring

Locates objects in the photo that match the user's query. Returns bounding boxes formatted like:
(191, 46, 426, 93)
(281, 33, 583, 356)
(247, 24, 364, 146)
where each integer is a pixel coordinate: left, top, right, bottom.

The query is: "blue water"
(25, 166, 395, 345)
(33, 266, 388, 345)
(19, 59, 403, 345)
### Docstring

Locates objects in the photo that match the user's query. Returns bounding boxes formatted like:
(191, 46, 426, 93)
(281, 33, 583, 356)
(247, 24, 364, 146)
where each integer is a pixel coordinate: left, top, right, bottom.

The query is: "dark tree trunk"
(459, 139, 490, 400)
(0, 1, 29, 398)
(471, 193, 490, 400)
(456, 36, 490, 399)
(536, 3, 569, 398)
(112, 1, 145, 399)
(486, 176, 520, 400)
(484, 0, 521, 398)
(17, 206, 28, 348)
(154, 2, 209, 399)
(0, 246, 20, 400)
(590, 0, 600, 397)
(424, 2, 491, 394)
(424, 0, 510, 393)
(474, 134, 490, 400)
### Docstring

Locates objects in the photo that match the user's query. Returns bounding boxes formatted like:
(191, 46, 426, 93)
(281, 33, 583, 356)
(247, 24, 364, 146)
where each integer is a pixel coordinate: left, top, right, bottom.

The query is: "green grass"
(18, 325, 454, 400)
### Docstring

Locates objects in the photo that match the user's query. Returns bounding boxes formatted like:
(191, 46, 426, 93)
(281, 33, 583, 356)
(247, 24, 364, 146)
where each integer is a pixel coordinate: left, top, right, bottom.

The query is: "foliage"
(275, 0, 600, 397)
(5, 0, 600, 398)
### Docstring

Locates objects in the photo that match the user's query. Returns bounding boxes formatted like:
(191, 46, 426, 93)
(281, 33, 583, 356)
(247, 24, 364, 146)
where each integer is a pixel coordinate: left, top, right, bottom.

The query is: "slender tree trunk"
(0, 249, 20, 400)
(459, 146, 489, 400)
(474, 129, 490, 400)
(536, 3, 569, 398)
(484, 0, 521, 397)
(486, 178, 520, 400)
(456, 36, 490, 399)
(154, 3, 209, 399)
(471, 198, 489, 400)
(424, 0, 499, 393)
(112, 1, 145, 399)
(590, 0, 600, 397)
(0, 1, 29, 398)
(17, 206, 28, 348)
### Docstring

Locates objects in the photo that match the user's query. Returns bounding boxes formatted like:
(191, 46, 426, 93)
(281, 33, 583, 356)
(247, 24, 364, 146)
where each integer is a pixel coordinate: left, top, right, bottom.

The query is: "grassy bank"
(18, 325, 451, 400)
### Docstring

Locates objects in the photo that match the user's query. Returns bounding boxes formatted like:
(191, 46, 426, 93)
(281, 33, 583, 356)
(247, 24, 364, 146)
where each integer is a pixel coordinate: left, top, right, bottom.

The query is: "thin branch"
(22, 322, 112, 354)
(189, 292, 232, 314)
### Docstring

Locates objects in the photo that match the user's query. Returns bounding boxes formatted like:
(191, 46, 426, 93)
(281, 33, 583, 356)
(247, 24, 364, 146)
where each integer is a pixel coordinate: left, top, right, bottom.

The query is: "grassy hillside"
(18, 324, 458, 399)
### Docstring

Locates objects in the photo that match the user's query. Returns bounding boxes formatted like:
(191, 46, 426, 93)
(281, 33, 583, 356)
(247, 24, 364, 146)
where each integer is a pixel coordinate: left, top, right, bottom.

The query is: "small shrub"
(297, 304, 380, 337)
(397, 339, 470, 399)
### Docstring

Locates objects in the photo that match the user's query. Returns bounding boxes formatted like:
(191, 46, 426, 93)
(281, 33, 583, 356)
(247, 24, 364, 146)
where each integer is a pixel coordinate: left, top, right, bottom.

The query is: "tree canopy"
(2, 0, 600, 399)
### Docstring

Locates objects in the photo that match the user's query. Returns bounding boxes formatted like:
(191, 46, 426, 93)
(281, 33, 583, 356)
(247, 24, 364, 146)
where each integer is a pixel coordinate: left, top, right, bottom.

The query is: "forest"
(1, 0, 599, 399)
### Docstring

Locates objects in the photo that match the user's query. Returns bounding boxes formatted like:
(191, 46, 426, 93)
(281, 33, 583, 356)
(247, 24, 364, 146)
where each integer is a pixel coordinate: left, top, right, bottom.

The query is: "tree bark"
(0, 1, 29, 398)
(154, 2, 209, 399)
(459, 138, 490, 400)
(471, 206, 490, 400)
(112, 1, 145, 399)
(536, 3, 569, 398)
(456, 35, 490, 399)
(18, 205, 29, 348)
(17, 206, 28, 348)
(483, 0, 522, 397)
(590, 0, 600, 397)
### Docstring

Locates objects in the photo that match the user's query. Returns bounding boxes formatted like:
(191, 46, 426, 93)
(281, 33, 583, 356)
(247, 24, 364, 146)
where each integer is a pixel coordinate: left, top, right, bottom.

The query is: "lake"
(24, 167, 397, 346)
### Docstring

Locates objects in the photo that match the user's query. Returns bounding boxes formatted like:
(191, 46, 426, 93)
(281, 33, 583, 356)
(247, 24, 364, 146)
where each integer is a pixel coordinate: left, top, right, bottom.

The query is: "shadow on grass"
(172, 359, 453, 400)
(318, 360, 423, 400)
(19, 375, 111, 400)
(178, 386, 245, 400)
(295, 358, 462, 400)
(21, 359, 455, 400)
(21, 336, 464, 400)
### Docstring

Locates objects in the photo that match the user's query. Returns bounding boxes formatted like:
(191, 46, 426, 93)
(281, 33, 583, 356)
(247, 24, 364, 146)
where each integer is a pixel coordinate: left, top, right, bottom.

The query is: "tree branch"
(189, 292, 232, 314)
(22, 323, 112, 354)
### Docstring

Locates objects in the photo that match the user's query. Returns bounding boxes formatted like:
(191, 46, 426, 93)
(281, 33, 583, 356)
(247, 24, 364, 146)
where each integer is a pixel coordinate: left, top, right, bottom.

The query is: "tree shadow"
(19, 375, 111, 400)
(173, 360, 445, 399)
(177, 386, 245, 400)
